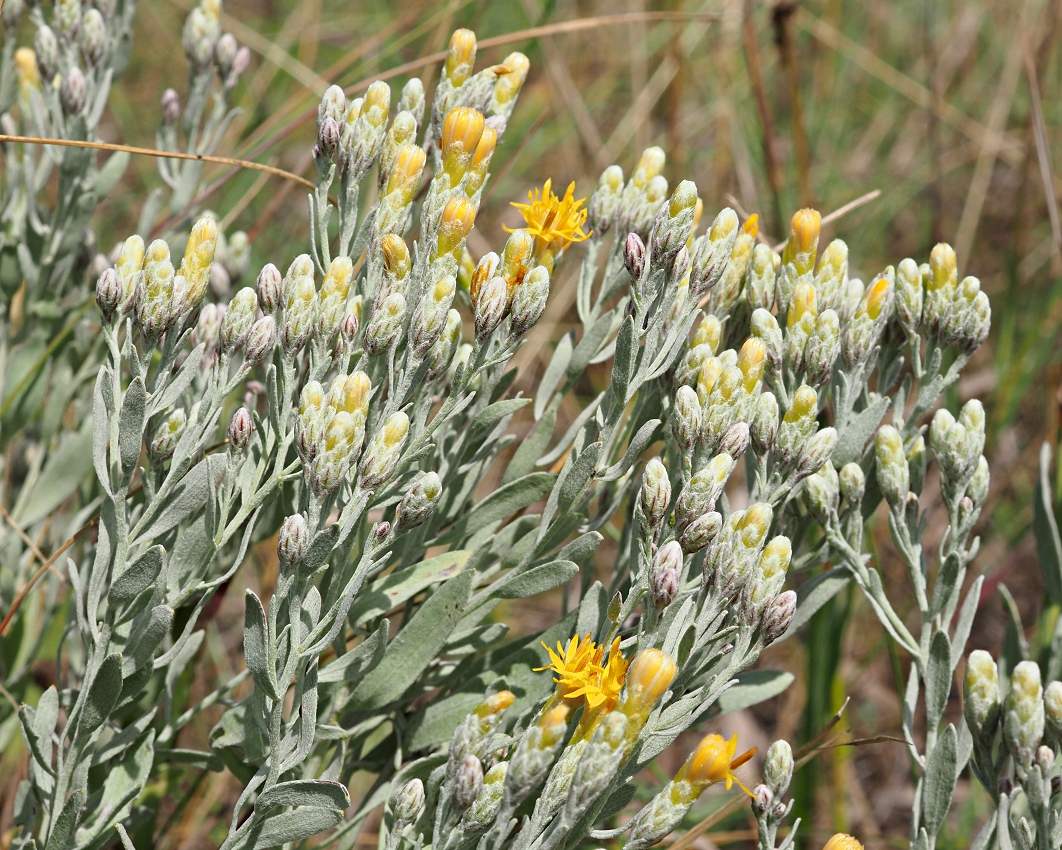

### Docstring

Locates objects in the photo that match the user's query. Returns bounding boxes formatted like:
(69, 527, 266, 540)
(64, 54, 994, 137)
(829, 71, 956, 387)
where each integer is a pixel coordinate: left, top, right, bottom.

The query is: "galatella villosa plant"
(1, 3, 1059, 850)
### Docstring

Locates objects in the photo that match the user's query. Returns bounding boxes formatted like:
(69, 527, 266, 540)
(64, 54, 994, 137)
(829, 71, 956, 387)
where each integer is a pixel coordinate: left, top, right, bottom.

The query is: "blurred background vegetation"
(5, 0, 1062, 846)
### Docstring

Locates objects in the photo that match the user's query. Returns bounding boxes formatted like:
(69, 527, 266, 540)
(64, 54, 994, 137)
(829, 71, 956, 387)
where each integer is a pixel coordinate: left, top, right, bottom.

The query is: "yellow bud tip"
(14, 49, 41, 88)
(786, 385, 818, 422)
(324, 412, 356, 451)
(741, 213, 760, 239)
(445, 29, 477, 82)
(472, 126, 497, 169)
(342, 372, 371, 415)
(382, 413, 410, 447)
(865, 274, 892, 320)
(789, 208, 821, 255)
(365, 81, 389, 109)
(929, 243, 957, 292)
(438, 196, 478, 256)
(625, 648, 677, 710)
(737, 338, 767, 389)
(381, 234, 411, 279)
(442, 107, 485, 176)
(386, 144, 427, 199)
(635, 146, 666, 181)
(475, 690, 515, 717)
(787, 282, 817, 330)
(321, 257, 353, 301)
(822, 835, 864, 850)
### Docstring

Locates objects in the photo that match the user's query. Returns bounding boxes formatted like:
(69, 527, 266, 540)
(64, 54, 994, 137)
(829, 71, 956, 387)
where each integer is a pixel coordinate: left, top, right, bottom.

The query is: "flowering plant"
(0, 3, 1058, 850)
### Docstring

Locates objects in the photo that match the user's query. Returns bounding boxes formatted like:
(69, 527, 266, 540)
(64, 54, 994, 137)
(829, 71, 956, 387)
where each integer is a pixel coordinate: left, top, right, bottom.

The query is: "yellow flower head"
(679, 733, 756, 795)
(535, 634, 630, 712)
(822, 835, 864, 850)
(506, 179, 591, 267)
(535, 633, 598, 695)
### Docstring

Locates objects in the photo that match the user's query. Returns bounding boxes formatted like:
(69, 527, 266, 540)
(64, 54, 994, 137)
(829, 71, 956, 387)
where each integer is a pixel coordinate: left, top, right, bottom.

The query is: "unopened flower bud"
(1044, 681, 1062, 742)
(623, 649, 677, 716)
(762, 590, 797, 644)
(150, 409, 186, 462)
(744, 243, 777, 312)
(509, 265, 550, 336)
(394, 778, 425, 826)
(398, 77, 425, 124)
(365, 292, 406, 356)
(896, 258, 923, 336)
(360, 412, 410, 488)
(228, 407, 252, 451)
(875, 425, 909, 507)
(689, 208, 739, 299)
(650, 563, 680, 610)
(747, 785, 771, 817)
(61, 67, 87, 116)
(214, 32, 238, 78)
(244, 315, 277, 366)
(763, 740, 794, 796)
(719, 422, 750, 459)
(782, 208, 821, 278)
(396, 471, 443, 532)
(441, 107, 485, 182)
(679, 510, 722, 554)
(35, 27, 59, 82)
(803, 461, 839, 522)
(624, 232, 646, 281)
(411, 275, 457, 356)
(474, 276, 508, 340)
(443, 29, 477, 88)
(436, 195, 478, 259)
(453, 755, 484, 812)
(587, 165, 624, 234)
(799, 427, 838, 477)
(751, 308, 783, 375)
(639, 458, 671, 536)
(1004, 660, 1044, 765)
(839, 462, 866, 505)
(255, 263, 282, 314)
(750, 391, 779, 455)
(220, 288, 258, 352)
(672, 385, 701, 451)
(651, 540, 683, 582)
(80, 9, 107, 66)
(96, 268, 121, 322)
(823, 835, 864, 850)
(278, 513, 310, 570)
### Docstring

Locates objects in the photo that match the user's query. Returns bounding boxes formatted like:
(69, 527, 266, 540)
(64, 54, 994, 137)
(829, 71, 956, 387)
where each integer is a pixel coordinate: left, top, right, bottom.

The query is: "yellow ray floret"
(506, 179, 591, 264)
(536, 634, 630, 712)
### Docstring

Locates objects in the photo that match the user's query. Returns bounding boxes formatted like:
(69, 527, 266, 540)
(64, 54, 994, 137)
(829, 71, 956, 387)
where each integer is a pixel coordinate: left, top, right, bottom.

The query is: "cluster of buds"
(613, 147, 670, 241)
(964, 651, 1062, 818)
(916, 244, 992, 354)
(928, 400, 988, 504)
(751, 739, 796, 843)
(295, 372, 371, 498)
(468, 229, 551, 342)
(673, 335, 766, 459)
(707, 214, 758, 318)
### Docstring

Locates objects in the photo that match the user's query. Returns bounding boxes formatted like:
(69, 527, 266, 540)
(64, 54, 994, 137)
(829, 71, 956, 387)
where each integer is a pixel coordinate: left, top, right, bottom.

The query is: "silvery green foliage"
(0, 0, 139, 300)
(0, 7, 1040, 850)
(950, 445, 1062, 850)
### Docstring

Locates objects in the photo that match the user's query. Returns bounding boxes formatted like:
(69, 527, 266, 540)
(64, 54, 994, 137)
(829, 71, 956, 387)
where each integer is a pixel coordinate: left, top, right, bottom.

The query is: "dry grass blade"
(953, 13, 1027, 263)
(0, 504, 61, 580)
(0, 134, 316, 190)
(795, 8, 1024, 168)
(1025, 52, 1062, 255)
